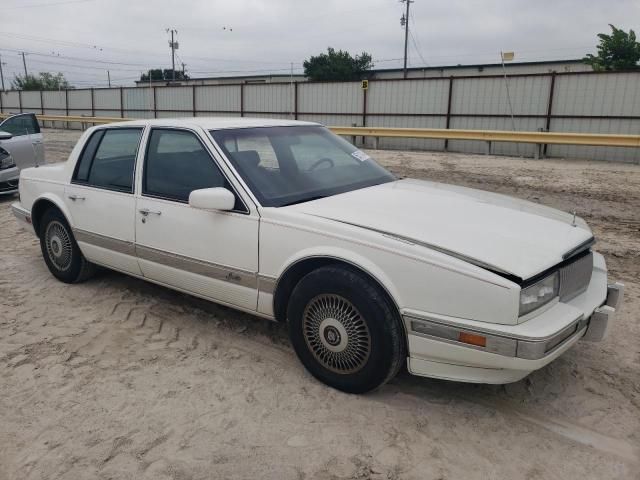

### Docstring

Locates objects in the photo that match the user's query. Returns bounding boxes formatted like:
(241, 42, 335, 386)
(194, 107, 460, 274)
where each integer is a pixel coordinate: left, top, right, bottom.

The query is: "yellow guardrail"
(2, 113, 640, 148)
(331, 126, 640, 148)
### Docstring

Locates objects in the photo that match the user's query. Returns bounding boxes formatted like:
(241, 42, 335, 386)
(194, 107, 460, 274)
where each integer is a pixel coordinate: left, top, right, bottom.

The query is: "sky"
(0, 0, 638, 88)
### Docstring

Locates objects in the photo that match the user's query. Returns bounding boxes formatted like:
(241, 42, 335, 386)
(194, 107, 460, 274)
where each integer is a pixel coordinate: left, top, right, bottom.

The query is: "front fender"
(259, 215, 520, 325)
(275, 245, 404, 310)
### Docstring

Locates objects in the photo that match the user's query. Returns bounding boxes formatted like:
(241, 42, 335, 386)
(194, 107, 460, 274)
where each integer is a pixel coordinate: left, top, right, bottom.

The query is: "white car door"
(64, 126, 143, 275)
(0, 113, 44, 168)
(134, 127, 259, 311)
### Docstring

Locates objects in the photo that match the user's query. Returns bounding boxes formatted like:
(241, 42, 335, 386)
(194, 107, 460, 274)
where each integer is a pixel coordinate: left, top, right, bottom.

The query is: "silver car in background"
(0, 113, 45, 195)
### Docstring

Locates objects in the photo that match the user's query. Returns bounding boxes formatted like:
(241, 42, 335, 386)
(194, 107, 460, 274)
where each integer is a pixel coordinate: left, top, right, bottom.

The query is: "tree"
(584, 25, 640, 71)
(303, 48, 374, 81)
(140, 68, 189, 82)
(12, 72, 72, 90)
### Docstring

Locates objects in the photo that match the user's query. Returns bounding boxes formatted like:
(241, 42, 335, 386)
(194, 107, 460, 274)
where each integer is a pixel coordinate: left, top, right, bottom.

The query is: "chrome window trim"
(71, 126, 144, 195)
(140, 126, 249, 215)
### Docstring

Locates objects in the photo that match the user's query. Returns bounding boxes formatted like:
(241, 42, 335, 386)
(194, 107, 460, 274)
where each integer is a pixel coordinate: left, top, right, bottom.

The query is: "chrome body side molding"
(73, 228, 282, 294)
(257, 275, 277, 295)
(135, 244, 258, 289)
(73, 228, 136, 256)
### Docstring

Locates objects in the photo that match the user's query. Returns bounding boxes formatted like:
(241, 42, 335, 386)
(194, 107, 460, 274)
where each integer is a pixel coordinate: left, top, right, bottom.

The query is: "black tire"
(39, 207, 96, 284)
(287, 265, 405, 394)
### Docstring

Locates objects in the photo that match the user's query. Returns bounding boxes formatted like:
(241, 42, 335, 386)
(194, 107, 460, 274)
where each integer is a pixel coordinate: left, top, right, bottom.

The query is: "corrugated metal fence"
(1, 70, 639, 163)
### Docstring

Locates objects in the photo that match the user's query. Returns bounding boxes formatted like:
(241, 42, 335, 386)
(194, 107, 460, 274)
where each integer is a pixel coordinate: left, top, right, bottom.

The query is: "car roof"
(101, 117, 321, 130)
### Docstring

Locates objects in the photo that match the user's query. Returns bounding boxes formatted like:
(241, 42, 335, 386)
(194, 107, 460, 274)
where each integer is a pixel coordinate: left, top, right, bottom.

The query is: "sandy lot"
(1, 129, 639, 480)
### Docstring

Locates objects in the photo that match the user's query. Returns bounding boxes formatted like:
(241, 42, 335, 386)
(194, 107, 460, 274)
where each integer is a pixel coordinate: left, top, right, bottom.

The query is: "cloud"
(0, 0, 638, 87)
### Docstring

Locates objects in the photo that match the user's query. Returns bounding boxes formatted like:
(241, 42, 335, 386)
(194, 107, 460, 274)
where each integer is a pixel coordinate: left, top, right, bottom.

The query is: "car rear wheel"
(287, 265, 405, 394)
(39, 208, 96, 283)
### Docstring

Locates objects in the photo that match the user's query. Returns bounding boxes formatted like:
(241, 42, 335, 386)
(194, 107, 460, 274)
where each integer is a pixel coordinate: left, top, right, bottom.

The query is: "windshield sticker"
(351, 150, 371, 162)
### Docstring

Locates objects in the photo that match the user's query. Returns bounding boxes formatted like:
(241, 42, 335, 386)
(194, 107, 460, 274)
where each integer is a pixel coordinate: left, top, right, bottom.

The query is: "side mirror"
(189, 187, 236, 211)
(0, 130, 13, 141)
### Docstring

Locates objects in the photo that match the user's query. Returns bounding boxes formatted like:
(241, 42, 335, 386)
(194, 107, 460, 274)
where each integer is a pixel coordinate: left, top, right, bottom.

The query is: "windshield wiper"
(280, 195, 328, 207)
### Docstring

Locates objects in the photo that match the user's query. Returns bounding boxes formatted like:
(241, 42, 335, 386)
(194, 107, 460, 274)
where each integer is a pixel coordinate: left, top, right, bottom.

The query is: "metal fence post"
(90, 88, 95, 118)
(240, 84, 244, 117)
(65, 89, 69, 129)
(543, 72, 556, 158)
(152, 86, 157, 118)
(18, 90, 22, 113)
(119, 87, 124, 118)
(444, 76, 454, 151)
(192, 85, 197, 117)
(294, 82, 298, 120)
(362, 84, 367, 127)
(40, 90, 44, 115)
(361, 84, 368, 147)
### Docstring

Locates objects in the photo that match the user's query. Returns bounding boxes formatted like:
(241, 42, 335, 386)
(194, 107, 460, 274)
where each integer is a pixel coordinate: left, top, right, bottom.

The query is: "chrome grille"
(559, 252, 593, 301)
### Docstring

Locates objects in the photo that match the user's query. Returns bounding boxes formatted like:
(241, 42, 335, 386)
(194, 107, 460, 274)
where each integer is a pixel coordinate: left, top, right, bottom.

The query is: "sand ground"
(0, 129, 639, 479)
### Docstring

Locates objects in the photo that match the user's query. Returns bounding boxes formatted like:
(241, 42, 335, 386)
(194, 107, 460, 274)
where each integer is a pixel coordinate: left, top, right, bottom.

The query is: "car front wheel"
(287, 265, 405, 394)
(39, 207, 96, 284)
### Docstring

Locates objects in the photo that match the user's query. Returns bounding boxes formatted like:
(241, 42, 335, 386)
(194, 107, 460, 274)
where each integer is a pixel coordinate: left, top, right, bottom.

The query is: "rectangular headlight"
(0, 148, 15, 170)
(519, 272, 559, 316)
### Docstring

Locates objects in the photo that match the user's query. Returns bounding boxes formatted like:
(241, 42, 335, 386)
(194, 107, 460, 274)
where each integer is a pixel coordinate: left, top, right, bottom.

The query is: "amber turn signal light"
(458, 332, 487, 347)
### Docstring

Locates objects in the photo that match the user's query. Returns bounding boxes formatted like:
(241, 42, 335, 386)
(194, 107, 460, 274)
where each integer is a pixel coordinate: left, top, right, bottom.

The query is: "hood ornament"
(571, 211, 577, 227)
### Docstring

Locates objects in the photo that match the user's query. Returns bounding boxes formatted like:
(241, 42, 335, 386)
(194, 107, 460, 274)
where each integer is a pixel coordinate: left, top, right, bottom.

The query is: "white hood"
(290, 179, 593, 280)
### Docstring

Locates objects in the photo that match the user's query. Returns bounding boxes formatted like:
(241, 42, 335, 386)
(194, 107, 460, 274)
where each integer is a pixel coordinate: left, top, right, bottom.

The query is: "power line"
(409, 13, 428, 67)
(0, 47, 154, 67)
(409, 31, 428, 67)
(3, 0, 104, 9)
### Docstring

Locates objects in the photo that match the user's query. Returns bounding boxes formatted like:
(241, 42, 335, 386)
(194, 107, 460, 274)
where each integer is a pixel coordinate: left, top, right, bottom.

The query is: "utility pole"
(400, 0, 413, 79)
(107, 70, 111, 87)
(167, 28, 179, 82)
(0, 55, 6, 91)
(21, 52, 28, 77)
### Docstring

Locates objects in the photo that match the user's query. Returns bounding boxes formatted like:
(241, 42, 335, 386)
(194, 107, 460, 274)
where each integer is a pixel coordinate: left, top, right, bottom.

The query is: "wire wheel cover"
(302, 294, 371, 374)
(45, 221, 73, 272)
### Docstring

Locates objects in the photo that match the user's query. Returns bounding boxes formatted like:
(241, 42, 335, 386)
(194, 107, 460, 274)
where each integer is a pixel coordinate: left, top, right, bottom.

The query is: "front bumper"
(12, 202, 32, 229)
(404, 256, 624, 383)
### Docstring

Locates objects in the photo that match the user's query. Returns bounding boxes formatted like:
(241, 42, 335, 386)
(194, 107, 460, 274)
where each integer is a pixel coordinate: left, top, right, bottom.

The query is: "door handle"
(68, 194, 85, 201)
(139, 208, 162, 216)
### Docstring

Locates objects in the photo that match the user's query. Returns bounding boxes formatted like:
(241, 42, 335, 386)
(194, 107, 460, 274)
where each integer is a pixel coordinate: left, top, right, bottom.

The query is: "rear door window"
(0, 114, 40, 137)
(72, 128, 142, 193)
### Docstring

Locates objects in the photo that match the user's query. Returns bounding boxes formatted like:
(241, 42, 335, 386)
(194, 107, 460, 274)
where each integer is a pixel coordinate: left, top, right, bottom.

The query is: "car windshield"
(209, 126, 395, 207)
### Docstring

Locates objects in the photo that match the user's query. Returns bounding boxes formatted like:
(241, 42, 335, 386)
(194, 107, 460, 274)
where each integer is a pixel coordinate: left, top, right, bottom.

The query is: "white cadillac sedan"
(12, 118, 624, 393)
